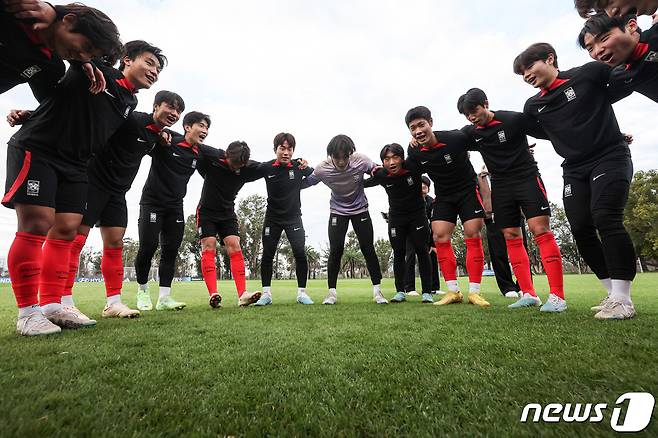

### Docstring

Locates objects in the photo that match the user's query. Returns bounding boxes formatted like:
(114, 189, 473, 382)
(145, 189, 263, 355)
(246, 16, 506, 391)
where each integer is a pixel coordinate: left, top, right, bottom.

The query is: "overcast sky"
(0, 0, 656, 261)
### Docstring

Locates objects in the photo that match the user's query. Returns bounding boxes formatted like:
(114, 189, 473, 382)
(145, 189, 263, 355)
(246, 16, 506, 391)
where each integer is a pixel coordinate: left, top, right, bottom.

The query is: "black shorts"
(196, 210, 240, 240)
(3, 145, 87, 213)
(491, 175, 550, 229)
(431, 185, 485, 224)
(81, 183, 128, 228)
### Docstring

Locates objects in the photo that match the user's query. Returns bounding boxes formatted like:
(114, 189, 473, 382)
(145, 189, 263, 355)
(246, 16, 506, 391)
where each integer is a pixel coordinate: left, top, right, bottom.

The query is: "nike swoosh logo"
(475, 209, 483, 213)
(176, 220, 184, 223)
(386, 184, 394, 188)
(538, 105, 547, 113)
(624, 78, 633, 84)
(23, 273, 39, 278)
(103, 89, 116, 99)
(294, 227, 301, 231)
(541, 206, 550, 211)
(421, 161, 429, 165)
(267, 175, 276, 178)
(137, 138, 148, 143)
(475, 138, 484, 142)
(361, 218, 368, 222)
(416, 226, 424, 230)
(593, 173, 606, 181)
(173, 153, 181, 157)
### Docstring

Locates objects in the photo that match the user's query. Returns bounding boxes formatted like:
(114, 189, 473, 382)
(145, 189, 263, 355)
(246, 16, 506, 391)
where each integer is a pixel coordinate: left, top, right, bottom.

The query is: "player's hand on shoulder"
(296, 158, 308, 169)
(5, 0, 56, 30)
(622, 133, 633, 145)
(82, 63, 106, 94)
(159, 130, 173, 146)
(7, 109, 32, 127)
(409, 137, 419, 148)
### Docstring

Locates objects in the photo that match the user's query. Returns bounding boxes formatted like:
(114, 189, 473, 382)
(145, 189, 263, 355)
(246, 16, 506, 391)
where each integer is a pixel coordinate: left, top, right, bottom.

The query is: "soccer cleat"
(322, 294, 337, 305)
(16, 312, 62, 336)
(421, 293, 434, 303)
(155, 296, 187, 311)
(102, 302, 141, 318)
(508, 294, 542, 309)
(540, 294, 567, 313)
(44, 308, 90, 329)
(62, 306, 97, 327)
(504, 291, 520, 298)
(209, 293, 222, 309)
(434, 290, 446, 295)
(390, 292, 406, 303)
(591, 296, 611, 312)
(594, 300, 636, 320)
(433, 291, 464, 306)
(297, 294, 314, 305)
(136, 289, 153, 311)
(406, 290, 420, 296)
(254, 294, 272, 306)
(238, 291, 262, 307)
(468, 293, 491, 307)
(373, 293, 388, 304)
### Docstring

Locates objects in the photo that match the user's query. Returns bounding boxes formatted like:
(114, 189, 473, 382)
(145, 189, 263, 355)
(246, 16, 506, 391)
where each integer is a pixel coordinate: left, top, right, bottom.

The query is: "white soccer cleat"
(373, 293, 388, 304)
(62, 306, 97, 327)
(590, 295, 611, 312)
(406, 290, 420, 296)
(44, 308, 91, 329)
(594, 300, 636, 320)
(16, 312, 62, 336)
(322, 294, 337, 305)
(102, 302, 141, 319)
(504, 291, 520, 298)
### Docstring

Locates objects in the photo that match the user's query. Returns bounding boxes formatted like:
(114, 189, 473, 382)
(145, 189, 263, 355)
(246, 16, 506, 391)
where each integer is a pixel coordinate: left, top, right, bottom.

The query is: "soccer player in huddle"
(579, 12, 658, 103)
(255, 133, 314, 306)
(458, 88, 566, 312)
(575, 0, 658, 17)
(195, 140, 263, 308)
(303, 135, 388, 305)
(3, 36, 168, 335)
(134, 111, 208, 312)
(1, 1, 121, 100)
(514, 42, 637, 319)
(405, 107, 489, 308)
(364, 143, 434, 304)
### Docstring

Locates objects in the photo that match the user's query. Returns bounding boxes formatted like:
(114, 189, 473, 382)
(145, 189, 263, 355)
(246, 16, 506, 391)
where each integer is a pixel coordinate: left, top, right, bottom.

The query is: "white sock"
(469, 283, 481, 294)
(610, 279, 632, 304)
(18, 304, 41, 318)
(42, 303, 62, 314)
(61, 295, 75, 307)
(600, 278, 612, 296)
(159, 287, 171, 299)
(297, 287, 306, 297)
(139, 283, 148, 291)
(328, 288, 337, 297)
(372, 284, 381, 296)
(446, 280, 459, 292)
(263, 286, 271, 295)
(106, 294, 121, 306)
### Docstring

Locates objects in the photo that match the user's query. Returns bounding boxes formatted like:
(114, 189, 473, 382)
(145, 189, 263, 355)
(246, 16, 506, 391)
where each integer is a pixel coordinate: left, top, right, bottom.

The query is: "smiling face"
(521, 55, 559, 90)
(49, 14, 102, 62)
(153, 101, 181, 128)
(383, 151, 403, 174)
(275, 140, 294, 164)
(464, 104, 491, 127)
(122, 52, 162, 90)
(184, 120, 209, 146)
(583, 20, 639, 66)
(407, 118, 435, 147)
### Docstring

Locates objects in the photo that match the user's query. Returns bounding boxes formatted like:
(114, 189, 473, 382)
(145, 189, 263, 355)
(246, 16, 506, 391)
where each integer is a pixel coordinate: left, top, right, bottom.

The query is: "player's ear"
(428, 118, 433, 128)
(626, 18, 639, 33)
(483, 101, 489, 110)
(546, 53, 555, 67)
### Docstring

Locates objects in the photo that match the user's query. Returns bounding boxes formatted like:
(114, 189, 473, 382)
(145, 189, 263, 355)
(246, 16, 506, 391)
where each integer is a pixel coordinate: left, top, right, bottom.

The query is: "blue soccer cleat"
(390, 292, 406, 303)
(540, 294, 567, 313)
(421, 293, 434, 303)
(254, 294, 272, 306)
(296, 294, 314, 305)
(508, 294, 542, 309)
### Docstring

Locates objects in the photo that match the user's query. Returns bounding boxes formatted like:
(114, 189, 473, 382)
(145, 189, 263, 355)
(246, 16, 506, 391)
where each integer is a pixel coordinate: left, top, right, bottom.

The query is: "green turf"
(1, 274, 657, 437)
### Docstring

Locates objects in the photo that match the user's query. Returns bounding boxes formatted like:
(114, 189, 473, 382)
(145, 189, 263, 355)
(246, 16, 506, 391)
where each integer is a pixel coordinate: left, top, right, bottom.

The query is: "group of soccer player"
(1, 0, 655, 336)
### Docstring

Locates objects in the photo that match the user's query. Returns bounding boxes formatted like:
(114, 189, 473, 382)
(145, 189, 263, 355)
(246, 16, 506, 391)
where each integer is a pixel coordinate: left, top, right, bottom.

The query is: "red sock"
(435, 241, 457, 282)
(201, 249, 217, 295)
(505, 238, 536, 296)
(64, 234, 87, 296)
(7, 232, 45, 308)
(465, 237, 484, 284)
(535, 232, 564, 299)
(101, 247, 124, 298)
(39, 238, 73, 306)
(229, 251, 246, 297)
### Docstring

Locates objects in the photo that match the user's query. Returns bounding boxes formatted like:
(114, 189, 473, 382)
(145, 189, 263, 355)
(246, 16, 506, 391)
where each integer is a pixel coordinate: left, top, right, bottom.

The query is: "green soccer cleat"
(155, 296, 186, 311)
(136, 289, 153, 311)
(255, 294, 272, 306)
(508, 294, 542, 309)
(390, 292, 406, 303)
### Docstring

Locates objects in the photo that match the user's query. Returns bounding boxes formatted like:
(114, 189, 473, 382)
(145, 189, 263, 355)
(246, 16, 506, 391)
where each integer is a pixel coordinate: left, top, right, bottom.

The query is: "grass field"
(1, 274, 657, 437)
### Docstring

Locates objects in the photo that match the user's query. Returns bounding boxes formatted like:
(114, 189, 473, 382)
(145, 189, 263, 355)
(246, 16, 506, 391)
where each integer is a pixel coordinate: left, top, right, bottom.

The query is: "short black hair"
(119, 40, 167, 72)
(574, 0, 606, 18)
(326, 134, 355, 158)
(405, 106, 432, 127)
(154, 90, 185, 113)
(513, 43, 559, 75)
(380, 143, 404, 161)
(457, 88, 488, 115)
(54, 3, 123, 64)
(578, 12, 636, 49)
(227, 141, 250, 166)
(273, 132, 296, 151)
(421, 176, 431, 187)
(182, 111, 211, 128)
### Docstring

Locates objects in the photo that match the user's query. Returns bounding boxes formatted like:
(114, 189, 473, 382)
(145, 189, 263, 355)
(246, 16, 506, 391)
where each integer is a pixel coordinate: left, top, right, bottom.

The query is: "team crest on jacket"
(564, 184, 573, 198)
(407, 176, 414, 186)
(192, 159, 197, 169)
(123, 106, 131, 118)
(289, 170, 295, 179)
(26, 180, 40, 196)
(20, 65, 41, 79)
(498, 131, 507, 143)
(444, 154, 453, 164)
(564, 87, 577, 102)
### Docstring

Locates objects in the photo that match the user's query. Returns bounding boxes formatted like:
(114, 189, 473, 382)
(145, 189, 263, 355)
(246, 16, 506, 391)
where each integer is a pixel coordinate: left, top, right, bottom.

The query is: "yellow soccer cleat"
(433, 291, 464, 306)
(468, 293, 491, 307)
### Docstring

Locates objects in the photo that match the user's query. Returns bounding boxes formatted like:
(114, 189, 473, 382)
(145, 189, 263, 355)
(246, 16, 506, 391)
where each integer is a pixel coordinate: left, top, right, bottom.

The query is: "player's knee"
(529, 224, 550, 237)
(21, 217, 53, 236)
(224, 239, 241, 255)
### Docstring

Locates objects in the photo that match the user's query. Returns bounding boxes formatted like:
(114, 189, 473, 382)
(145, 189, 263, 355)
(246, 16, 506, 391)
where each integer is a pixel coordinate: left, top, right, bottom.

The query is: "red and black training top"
(523, 61, 628, 174)
(195, 145, 262, 219)
(364, 165, 425, 219)
(88, 111, 163, 195)
(8, 63, 138, 166)
(609, 22, 658, 103)
(140, 133, 200, 208)
(0, 8, 65, 101)
(461, 110, 547, 182)
(258, 159, 314, 224)
(406, 129, 477, 197)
